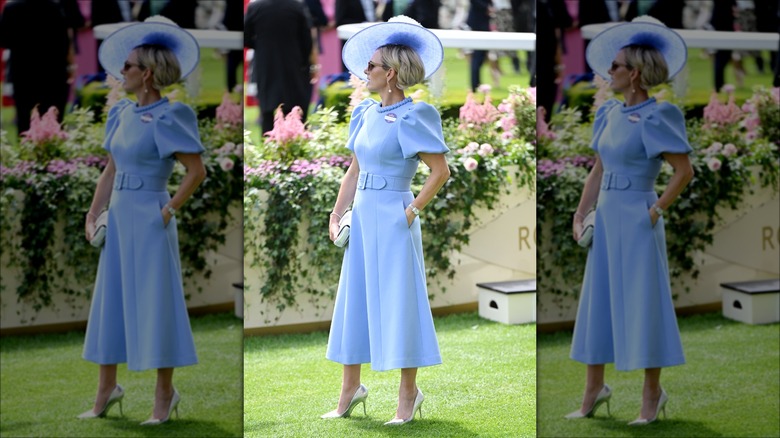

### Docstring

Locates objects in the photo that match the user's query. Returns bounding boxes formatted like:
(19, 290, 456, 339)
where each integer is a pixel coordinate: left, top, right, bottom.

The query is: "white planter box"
(478, 279, 536, 325)
(721, 279, 780, 325)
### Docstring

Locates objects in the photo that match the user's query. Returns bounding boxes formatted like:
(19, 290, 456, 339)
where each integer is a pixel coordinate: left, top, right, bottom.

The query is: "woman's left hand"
(648, 207, 659, 226)
(405, 207, 415, 227)
(161, 207, 172, 226)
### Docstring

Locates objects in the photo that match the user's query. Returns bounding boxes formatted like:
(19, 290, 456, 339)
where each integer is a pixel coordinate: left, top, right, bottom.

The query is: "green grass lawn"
(0, 312, 243, 437)
(537, 312, 780, 437)
(244, 312, 536, 437)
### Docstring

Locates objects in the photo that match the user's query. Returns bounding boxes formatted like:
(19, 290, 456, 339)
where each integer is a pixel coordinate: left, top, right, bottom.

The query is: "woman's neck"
(380, 89, 406, 107)
(135, 89, 163, 107)
(623, 88, 650, 107)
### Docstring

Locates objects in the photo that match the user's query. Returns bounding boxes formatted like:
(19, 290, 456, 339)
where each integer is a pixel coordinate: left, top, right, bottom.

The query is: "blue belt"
(357, 171, 412, 192)
(600, 172, 655, 192)
(113, 172, 168, 192)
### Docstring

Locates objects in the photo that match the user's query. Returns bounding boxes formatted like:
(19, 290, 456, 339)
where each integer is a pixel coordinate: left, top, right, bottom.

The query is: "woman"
(323, 16, 450, 425)
(80, 17, 206, 425)
(568, 16, 694, 425)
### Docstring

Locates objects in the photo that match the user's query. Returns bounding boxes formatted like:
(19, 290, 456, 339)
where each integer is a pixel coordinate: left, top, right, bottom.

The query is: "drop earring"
(387, 80, 392, 94)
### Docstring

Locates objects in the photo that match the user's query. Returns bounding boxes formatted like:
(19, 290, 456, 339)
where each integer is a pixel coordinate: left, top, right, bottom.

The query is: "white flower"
(219, 157, 235, 171)
(464, 157, 478, 171)
(722, 143, 738, 157)
(478, 143, 494, 156)
(707, 157, 722, 171)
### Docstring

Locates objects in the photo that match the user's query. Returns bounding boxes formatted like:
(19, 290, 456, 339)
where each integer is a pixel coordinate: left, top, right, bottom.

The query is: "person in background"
(246, 0, 315, 133)
(0, 0, 76, 135)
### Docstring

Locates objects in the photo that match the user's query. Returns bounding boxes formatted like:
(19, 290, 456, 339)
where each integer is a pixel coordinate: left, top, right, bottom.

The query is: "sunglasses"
(123, 61, 144, 71)
(367, 61, 387, 72)
(610, 62, 631, 71)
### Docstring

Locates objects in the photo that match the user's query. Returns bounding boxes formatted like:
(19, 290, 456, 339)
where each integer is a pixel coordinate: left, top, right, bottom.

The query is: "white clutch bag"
(577, 210, 595, 248)
(333, 210, 352, 248)
(89, 210, 108, 248)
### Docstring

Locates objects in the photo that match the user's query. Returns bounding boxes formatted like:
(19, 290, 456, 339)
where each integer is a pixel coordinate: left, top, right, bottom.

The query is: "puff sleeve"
(590, 99, 619, 152)
(345, 98, 377, 152)
(641, 102, 692, 159)
(153, 102, 205, 159)
(103, 99, 132, 152)
(398, 102, 450, 159)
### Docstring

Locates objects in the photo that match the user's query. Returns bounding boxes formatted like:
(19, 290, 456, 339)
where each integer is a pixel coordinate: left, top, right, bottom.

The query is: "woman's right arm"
(84, 155, 116, 241)
(328, 155, 360, 242)
(572, 154, 603, 241)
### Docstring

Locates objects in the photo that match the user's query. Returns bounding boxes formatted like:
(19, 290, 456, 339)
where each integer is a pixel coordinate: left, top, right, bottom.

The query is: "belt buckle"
(357, 172, 367, 190)
(114, 172, 124, 190)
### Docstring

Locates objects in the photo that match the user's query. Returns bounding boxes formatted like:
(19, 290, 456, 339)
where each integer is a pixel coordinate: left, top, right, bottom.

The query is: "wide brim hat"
(342, 15, 443, 81)
(586, 16, 687, 81)
(99, 16, 200, 81)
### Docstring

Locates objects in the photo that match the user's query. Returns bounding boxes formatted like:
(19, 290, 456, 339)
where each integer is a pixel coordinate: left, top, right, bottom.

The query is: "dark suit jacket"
(245, 0, 313, 113)
(466, 0, 491, 31)
(0, 0, 70, 84)
(335, 0, 367, 26)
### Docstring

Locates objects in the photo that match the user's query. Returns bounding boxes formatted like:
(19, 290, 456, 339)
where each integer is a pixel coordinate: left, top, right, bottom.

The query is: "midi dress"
(326, 97, 448, 371)
(570, 97, 690, 371)
(83, 97, 202, 371)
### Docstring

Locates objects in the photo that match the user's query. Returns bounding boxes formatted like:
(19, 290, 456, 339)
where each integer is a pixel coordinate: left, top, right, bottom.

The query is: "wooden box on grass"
(721, 279, 780, 325)
(477, 279, 536, 325)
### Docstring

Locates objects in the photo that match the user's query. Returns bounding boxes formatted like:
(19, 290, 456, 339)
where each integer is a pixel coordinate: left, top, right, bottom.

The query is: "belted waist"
(113, 172, 168, 191)
(357, 171, 411, 192)
(600, 172, 655, 191)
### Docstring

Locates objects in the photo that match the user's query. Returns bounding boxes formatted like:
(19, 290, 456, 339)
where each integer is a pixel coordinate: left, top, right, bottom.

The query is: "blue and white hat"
(98, 16, 200, 81)
(586, 16, 687, 81)
(342, 16, 444, 81)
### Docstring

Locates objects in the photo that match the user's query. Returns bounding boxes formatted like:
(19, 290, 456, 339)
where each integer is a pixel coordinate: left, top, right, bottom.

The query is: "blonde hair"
(378, 44, 425, 89)
(621, 44, 669, 90)
(133, 44, 182, 90)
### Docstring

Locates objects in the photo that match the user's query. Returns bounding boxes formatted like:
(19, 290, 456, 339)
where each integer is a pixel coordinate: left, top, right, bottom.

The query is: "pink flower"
(721, 84, 735, 94)
(722, 143, 738, 157)
(707, 157, 722, 171)
(264, 105, 312, 144)
(219, 157, 235, 171)
(459, 92, 499, 128)
(216, 93, 242, 129)
(706, 142, 723, 154)
(536, 107, 556, 141)
(465, 142, 479, 153)
(21, 106, 68, 144)
(703, 92, 742, 126)
(478, 143, 494, 156)
(463, 157, 479, 171)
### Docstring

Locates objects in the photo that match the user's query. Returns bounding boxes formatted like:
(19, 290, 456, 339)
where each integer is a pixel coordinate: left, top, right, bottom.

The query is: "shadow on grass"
(591, 419, 723, 438)
(105, 418, 239, 438)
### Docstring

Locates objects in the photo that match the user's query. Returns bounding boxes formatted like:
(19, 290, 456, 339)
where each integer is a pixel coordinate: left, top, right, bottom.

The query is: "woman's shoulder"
(401, 100, 440, 121)
(157, 101, 198, 122)
(644, 100, 685, 124)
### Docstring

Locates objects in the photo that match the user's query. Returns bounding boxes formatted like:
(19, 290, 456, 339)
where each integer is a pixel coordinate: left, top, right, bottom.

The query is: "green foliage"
(0, 94, 243, 314)
(537, 86, 780, 313)
(245, 87, 537, 317)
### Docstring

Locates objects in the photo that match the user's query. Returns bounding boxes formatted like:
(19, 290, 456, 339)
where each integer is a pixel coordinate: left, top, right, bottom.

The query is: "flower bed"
(244, 82, 537, 321)
(537, 84, 780, 320)
(0, 84, 245, 325)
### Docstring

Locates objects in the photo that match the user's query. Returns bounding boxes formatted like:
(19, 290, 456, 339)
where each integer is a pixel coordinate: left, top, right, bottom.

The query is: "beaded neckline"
(376, 97, 412, 113)
(133, 97, 169, 113)
(620, 97, 656, 113)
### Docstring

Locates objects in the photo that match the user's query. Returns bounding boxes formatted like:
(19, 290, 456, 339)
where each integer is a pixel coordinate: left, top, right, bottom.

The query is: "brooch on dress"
(627, 113, 641, 123)
(140, 113, 154, 123)
(384, 113, 397, 123)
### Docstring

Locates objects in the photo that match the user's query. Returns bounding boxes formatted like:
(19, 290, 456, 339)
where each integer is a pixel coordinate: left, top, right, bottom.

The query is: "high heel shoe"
(77, 384, 124, 419)
(321, 384, 368, 419)
(564, 384, 612, 419)
(628, 388, 667, 425)
(384, 388, 424, 426)
(140, 388, 180, 425)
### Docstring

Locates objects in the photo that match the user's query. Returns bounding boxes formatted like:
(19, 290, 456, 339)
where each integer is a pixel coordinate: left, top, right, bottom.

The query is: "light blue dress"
(570, 98, 690, 371)
(326, 97, 448, 371)
(83, 97, 202, 371)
